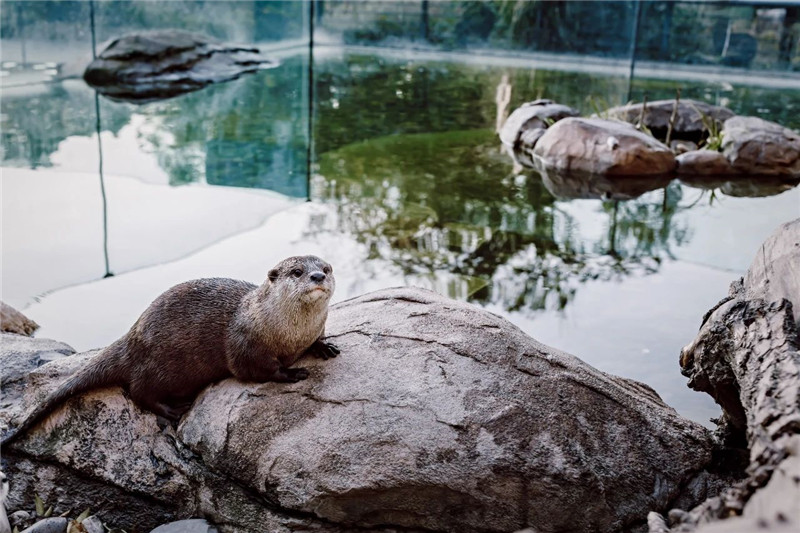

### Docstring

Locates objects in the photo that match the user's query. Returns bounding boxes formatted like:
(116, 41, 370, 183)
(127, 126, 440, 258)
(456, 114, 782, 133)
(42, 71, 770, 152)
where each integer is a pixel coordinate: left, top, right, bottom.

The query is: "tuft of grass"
(689, 102, 724, 151)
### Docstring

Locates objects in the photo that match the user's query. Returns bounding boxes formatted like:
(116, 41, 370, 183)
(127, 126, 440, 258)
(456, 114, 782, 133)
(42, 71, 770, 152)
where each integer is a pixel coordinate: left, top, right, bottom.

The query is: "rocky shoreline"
(500, 99, 800, 201)
(2, 219, 798, 533)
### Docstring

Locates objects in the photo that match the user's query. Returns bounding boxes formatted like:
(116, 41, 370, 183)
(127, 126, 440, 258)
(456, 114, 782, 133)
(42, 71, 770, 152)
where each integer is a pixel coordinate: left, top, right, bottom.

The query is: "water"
(3, 49, 799, 427)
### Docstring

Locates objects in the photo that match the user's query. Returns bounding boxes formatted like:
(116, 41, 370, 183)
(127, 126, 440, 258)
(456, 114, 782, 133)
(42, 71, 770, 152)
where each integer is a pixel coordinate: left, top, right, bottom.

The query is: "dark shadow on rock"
(83, 30, 278, 104)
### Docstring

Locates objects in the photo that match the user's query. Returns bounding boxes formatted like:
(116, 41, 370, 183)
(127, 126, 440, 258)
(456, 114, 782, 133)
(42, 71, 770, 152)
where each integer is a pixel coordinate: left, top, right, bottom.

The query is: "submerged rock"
(533, 117, 676, 177)
(499, 99, 580, 167)
(657, 218, 800, 532)
(4, 289, 719, 532)
(605, 99, 734, 144)
(83, 30, 277, 104)
(721, 116, 800, 177)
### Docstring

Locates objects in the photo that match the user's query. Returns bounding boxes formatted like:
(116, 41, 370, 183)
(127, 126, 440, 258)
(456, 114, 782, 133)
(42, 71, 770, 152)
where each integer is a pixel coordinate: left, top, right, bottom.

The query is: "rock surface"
(83, 30, 277, 104)
(0, 334, 74, 426)
(676, 150, 739, 176)
(720, 116, 800, 177)
(1, 302, 39, 336)
(533, 117, 676, 177)
(654, 218, 800, 532)
(3, 289, 721, 532)
(605, 99, 734, 143)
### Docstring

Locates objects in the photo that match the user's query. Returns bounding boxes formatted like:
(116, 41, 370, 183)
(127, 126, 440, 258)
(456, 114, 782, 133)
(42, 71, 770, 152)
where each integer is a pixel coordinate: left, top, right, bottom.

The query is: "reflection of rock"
(5, 288, 719, 533)
(721, 116, 800, 177)
(605, 100, 734, 143)
(0, 302, 39, 336)
(656, 219, 800, 532)
(538, 167, 672, 200)
(533, 117, 676, 177)
(499, 99, 580, 167)
(83, 30, 277, 104)
(679, 174, 800, 198)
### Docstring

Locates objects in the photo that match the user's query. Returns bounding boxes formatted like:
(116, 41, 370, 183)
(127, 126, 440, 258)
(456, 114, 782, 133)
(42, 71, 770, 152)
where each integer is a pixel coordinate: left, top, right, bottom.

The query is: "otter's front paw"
(281, 367, 310, 382)
(308, 340, 341, 360)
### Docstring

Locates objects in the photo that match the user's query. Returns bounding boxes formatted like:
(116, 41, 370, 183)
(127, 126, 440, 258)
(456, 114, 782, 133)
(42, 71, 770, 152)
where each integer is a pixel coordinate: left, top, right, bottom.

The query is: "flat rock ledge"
(83, 29, 277, 104)
(651, 218, 800, 532)
(3, 289, 721, 533)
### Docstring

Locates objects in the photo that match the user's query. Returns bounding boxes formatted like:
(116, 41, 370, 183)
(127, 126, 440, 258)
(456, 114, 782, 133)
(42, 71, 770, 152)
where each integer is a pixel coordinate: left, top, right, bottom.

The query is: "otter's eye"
(291, 269, 303, 278)
(323, 266, 331, 275)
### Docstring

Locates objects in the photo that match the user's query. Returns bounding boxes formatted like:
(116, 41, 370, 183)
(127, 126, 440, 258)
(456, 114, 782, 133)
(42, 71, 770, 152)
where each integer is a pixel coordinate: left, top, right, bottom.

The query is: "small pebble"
(81, 516, 105, 533)
(20, 517, 68, 533)
(9, 510, 32, 527)
(149, 519, 218, 533)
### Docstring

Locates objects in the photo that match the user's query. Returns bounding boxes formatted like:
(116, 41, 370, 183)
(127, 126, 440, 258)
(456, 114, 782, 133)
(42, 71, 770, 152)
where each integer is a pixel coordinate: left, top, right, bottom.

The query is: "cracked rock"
(4, 288, 720, 532)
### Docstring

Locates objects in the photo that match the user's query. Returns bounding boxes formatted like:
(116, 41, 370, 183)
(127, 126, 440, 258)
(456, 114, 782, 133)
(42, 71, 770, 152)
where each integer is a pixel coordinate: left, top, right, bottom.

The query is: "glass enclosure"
(2, 0, 799, 425)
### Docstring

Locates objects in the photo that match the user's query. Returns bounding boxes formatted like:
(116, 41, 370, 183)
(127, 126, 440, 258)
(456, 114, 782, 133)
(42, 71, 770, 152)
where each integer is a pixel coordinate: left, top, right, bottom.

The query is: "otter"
(1, 255, 339, 447)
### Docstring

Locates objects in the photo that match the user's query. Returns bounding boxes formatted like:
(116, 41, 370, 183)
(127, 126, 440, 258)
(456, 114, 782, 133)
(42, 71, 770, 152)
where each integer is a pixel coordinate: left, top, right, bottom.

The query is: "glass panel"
(1, 0, 311, 304)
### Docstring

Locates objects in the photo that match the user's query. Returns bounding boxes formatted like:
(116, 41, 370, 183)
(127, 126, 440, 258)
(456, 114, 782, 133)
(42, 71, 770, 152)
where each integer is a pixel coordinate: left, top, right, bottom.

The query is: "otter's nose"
(310, 272, 326, 283)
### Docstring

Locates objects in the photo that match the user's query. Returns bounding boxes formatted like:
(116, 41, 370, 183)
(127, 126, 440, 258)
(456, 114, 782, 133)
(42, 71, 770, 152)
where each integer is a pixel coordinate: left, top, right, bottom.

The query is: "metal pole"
(305, 0, 316, 202)
(626, 0, 642, 103)
(90, 0, 112, 278)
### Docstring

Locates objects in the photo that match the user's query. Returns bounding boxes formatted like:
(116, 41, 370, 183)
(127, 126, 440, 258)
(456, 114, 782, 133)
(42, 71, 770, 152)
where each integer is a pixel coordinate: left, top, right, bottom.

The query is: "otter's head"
(267, 255, 335, 307)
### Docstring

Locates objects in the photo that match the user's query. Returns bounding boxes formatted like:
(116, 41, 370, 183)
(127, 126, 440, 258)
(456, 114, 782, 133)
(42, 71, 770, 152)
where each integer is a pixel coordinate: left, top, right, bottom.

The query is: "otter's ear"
(268, 269, 279, 282)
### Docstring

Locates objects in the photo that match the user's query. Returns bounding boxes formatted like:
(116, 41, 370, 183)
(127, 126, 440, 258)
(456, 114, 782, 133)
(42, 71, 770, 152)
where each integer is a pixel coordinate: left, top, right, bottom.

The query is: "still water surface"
(3, 50, 799, 426)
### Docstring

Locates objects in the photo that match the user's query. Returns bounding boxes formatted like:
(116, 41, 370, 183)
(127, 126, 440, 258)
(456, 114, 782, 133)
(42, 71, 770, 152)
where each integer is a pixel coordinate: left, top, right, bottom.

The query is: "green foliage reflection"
(314, 129, 688, 314)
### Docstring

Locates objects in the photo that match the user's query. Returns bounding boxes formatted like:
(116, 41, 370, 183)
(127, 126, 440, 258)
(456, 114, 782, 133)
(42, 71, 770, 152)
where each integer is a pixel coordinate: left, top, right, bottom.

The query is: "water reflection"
(312, 129, 705, 314)
(538, 168, 673, 200)
(679, 174, 800, 199)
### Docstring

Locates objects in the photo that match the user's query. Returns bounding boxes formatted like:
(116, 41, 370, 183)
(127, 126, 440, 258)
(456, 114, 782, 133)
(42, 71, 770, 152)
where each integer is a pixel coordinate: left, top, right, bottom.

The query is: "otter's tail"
(1, 342, 125, 448)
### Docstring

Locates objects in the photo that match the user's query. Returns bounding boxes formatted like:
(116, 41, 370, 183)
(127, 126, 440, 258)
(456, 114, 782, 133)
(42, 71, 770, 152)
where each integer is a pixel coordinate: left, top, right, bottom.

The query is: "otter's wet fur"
(2, 255, 339, 447)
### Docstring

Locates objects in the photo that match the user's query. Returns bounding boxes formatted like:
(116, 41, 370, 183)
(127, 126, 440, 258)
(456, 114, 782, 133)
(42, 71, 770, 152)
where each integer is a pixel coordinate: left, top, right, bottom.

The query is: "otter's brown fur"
(2, 255, 338, 446)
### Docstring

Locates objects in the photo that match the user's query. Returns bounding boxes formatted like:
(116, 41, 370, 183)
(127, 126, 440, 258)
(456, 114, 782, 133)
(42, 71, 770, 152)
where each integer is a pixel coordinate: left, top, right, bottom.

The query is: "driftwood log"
(650, 218, 800, 532)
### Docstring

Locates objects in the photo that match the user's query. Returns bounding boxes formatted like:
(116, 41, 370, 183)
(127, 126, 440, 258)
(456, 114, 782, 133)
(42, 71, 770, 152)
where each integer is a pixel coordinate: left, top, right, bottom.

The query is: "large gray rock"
(655, 218, 800, 532)
(533, 117, 676, 177)
(3, 289, 720, 533)
(83, 30, 277, 104)
(605, 99, 735, 143)
(720, 116, 800, 177)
